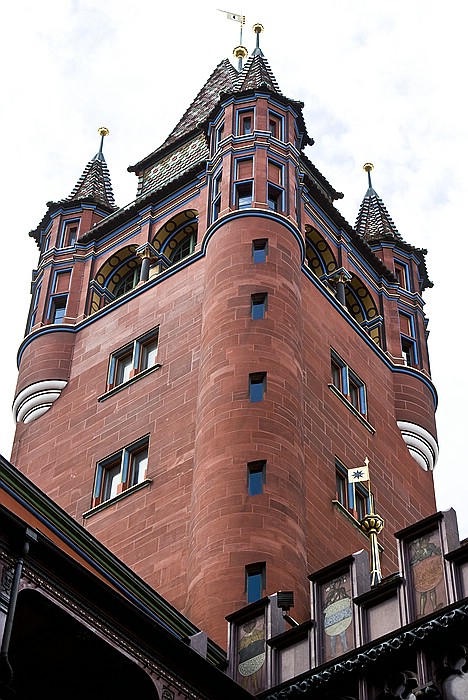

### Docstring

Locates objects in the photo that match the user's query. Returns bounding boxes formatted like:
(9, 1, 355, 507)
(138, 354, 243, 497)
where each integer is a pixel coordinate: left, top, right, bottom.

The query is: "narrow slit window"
(252, 239, 268, 263)
(247, 461, 266, 496)
(249, 373, 266, 402)
(246, 563, 265, 604)
(251, 293, 268, 320)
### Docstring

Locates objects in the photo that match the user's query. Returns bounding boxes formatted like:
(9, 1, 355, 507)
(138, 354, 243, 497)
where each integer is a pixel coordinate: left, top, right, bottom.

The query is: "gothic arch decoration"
(304, 225, 337, 277)
(152, 209, 198, 265)
(345, 274, 382, 346)
(89, 245, 140, 313)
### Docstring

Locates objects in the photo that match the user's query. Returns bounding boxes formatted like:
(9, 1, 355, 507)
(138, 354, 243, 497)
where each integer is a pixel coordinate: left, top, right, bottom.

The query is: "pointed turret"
(355, 163, 402, 242)
(236, 24, 282, 94)
(67, 127, 116, 210)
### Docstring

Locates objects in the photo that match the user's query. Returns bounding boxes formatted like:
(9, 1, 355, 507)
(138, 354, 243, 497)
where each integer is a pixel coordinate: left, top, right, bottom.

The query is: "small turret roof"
(237, 48, 282, 93)
(355, 165, 433, 290)
(355, 166, 402, 242)
(67, 132, 116, 210)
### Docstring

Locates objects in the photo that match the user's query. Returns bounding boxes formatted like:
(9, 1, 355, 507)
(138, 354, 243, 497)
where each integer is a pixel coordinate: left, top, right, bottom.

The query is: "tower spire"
(355, 163, 402, 242)
(66, 127, 116, 210)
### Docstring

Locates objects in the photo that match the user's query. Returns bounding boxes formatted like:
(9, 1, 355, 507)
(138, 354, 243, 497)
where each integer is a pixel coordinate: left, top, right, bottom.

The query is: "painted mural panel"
(408, 530, 446, 618)
(321, 574, 354, 661)
(236, 614, 267, 694)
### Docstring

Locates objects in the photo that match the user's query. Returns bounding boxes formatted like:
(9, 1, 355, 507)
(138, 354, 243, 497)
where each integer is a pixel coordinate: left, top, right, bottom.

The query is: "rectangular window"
(238, 110, 254, 135)
(246, 563, 265, 604)
(61, 220, 79, 248)
(247, 461, 266, 496)
(394, 260, 410, 291)
(212, 171, 222, 222)
(251, 293, 267, 320)
(335, 468, 347, 507)
(28, 283, 42, 332)
(93, 437, 149, 506)
(268, 111, 283, 140)
(236, 182, 253, 209)
(252, 239, 268, 263)
(108, 327, 159, 389)
(249, 372, 266, 402)
(214, 121, 224, 150)
(330, 351, 367, 419)
(401, 338, 417, 367)
(50, 295, 67, 324)
(267, 184, 282, 212)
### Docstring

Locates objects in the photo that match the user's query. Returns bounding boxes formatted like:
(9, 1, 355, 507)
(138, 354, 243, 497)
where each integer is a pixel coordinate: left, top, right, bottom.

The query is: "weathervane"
(348, 457, 384, 587)
(218, 8, 248, 70)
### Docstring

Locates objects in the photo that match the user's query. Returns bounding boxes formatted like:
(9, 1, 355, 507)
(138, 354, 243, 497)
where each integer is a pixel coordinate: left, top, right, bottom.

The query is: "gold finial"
(98, 127, 109, 137)
(233, 45, 248, 59)
(363, 162, 374, 173)
(252, 22, 264, 34)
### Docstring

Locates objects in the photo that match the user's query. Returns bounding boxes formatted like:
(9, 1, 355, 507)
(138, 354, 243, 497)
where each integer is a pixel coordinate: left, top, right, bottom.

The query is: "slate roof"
(237, 48, 282, 93)
(355, 185, 402, 242)
(67, 149, 117, 210)
(129, 51, 288, 175)
(355, 173, 433, 290)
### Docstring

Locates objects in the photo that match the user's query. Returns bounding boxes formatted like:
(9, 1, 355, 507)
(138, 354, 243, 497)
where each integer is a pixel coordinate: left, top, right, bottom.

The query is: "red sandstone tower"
(10, 30, 438, 646)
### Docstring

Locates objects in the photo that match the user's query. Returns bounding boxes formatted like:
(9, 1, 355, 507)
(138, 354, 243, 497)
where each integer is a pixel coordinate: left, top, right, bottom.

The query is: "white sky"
(1, 1, 466, 538)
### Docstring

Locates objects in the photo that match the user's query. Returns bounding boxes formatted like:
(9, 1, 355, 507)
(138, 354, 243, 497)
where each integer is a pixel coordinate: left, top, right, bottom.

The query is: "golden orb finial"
(363, 162, 374, 173)
(253, 22, 264, 34)
(233, 45, 248, 59)
(98, 127, 109, 138)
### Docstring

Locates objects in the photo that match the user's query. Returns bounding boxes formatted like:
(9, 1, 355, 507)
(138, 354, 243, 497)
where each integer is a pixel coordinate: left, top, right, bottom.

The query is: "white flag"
(218, 9, 245, 23)
(348, 465, 369, 484)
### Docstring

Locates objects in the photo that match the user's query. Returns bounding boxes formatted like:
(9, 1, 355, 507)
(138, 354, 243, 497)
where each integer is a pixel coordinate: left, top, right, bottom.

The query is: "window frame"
(399, 312, 418, 367)
(251, 293, 268, 320)
(212, 170, 222, 222)
(394, 259, 411, 291)
(108, 327, 160, 390)
(92, 436, 150, 507)
(252, 239, 268, 263)
(245, 563, 266, 604)
(59, 219, 79, 248)
(237, 108, 255, 136)
(247, 460, 266, 496)
(249, 372, 266, 403)
(268, 110, 284, 141)
(49, 294, 68, 324)
(330, 350, 367, 419)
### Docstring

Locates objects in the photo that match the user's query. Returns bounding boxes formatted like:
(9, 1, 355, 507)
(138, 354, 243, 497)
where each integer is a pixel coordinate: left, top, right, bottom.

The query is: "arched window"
(345, 275, 381, 345)
(153, 209, 198, 265)
(114, 267, 140, 298)
(305, 225, 337, 276)
(169, 233, 196, 263)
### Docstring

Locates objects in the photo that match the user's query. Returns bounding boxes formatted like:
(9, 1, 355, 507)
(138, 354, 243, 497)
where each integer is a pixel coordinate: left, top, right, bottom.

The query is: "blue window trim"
(236, 107, 255, 136)
(93, 435, 150, 505)
(47, 294, 68, 324)
(108, 327, 159, 388)
(268, 109, 285, 141)
(331, 350, 368, 419)
(211, 169, 222, 223)
(394, 259, 411, 291)
(59, 218, 80, 248)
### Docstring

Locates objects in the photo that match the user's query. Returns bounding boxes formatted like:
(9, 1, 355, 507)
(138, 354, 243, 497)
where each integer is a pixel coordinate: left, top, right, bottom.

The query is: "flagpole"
(351, 457, 384, 587)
